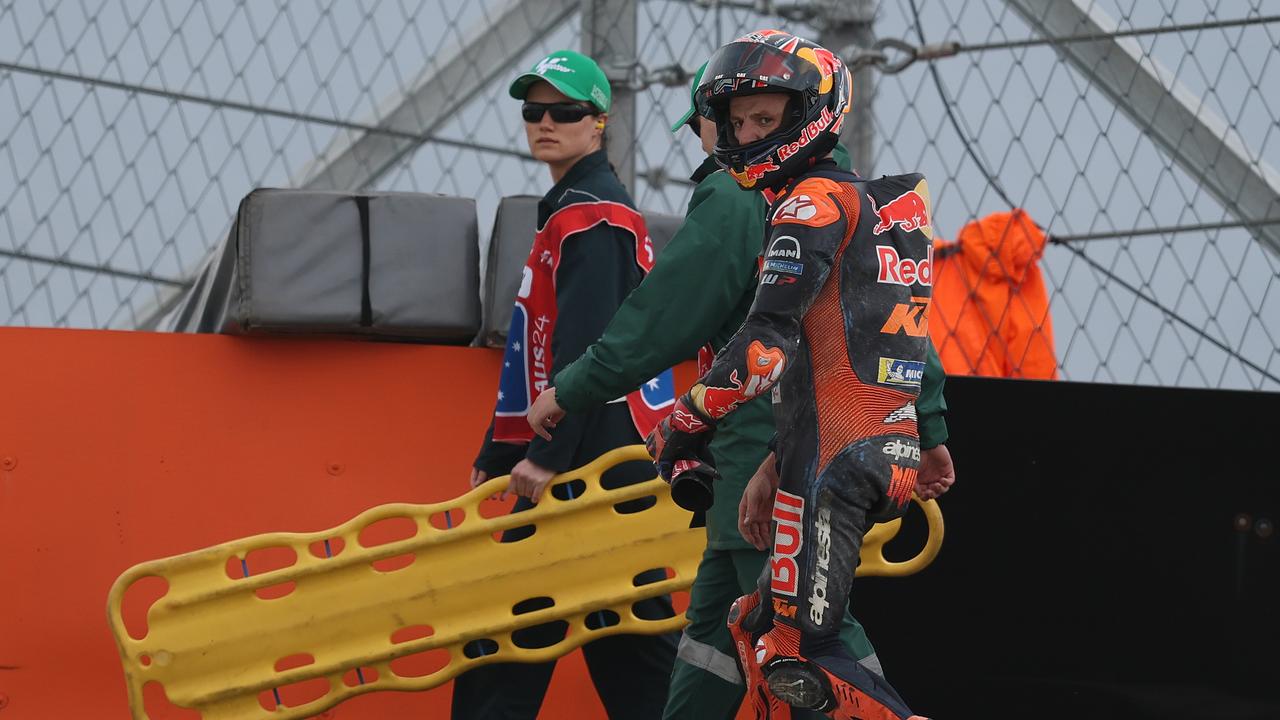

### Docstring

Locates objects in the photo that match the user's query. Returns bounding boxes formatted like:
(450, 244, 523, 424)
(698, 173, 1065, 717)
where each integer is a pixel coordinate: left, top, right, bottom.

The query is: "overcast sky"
(0, 0, 1276, 389)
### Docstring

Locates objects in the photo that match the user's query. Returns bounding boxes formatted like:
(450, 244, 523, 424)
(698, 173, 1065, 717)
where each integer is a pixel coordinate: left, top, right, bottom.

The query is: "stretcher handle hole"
(343, 666, 379, 687)
(120, 575, 169, 640)
(429, 508, 465, 530)
(358, 516, 418, 548)
(226, 545, 298, 579)
(259, 676, 330, 711)
(512, 596, 555, 615)
(493, 523, 537, 543)
(142, 681, 200, 719)
(255, 580, 297, 600)
(371, 552, 416, 573)
(390, 624, 435, 644)
(274, 653, 315, 672)
(632, 567, 675, 587)
(463, 638, 500, 659)
(390, 647, 450, 678)
(512, 619, 569, 649)
(613, 495, 658, 514)
(549, 478, 587, 499)
(585, 609, 620, 630)
(309, 537, 345, 558)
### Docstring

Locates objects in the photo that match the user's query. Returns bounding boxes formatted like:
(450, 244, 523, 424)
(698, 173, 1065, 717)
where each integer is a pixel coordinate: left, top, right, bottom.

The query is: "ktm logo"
(881, 296, 930, 337)
(772, 598, 797, 619)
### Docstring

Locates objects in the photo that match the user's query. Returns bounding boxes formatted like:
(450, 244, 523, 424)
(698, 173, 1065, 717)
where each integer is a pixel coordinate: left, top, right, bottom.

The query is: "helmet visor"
(698, 40, 821, 105)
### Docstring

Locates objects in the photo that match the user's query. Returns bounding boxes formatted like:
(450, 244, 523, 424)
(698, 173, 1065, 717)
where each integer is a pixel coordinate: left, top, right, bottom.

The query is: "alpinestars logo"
(535, 56, 573, 75)
(809, 506, 833, 624)
(774, 195, 817, 222)
(882, 438, 920, 462)
(884, 402, 917, 424)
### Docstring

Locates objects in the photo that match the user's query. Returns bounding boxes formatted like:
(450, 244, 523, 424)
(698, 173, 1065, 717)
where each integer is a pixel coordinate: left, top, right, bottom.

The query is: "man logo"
(767, 236, 802, 259)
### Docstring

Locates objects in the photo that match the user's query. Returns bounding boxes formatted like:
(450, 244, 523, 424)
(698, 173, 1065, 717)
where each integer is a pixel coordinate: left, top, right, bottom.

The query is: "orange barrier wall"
(0, 328, 701, 719)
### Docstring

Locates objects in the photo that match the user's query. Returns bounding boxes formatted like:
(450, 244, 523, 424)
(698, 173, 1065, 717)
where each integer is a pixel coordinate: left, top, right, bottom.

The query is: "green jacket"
(554, 152, 948, 549)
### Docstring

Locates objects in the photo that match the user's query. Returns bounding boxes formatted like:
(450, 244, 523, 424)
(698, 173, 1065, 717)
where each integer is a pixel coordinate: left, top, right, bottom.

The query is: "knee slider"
(761, 656, 832, 712)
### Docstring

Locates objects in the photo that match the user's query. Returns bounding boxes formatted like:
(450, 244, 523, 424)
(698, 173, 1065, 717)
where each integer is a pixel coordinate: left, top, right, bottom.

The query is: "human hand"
(915, 444, 955, 500)
(509, 458, 558, 503)
(738, 452, 779, 550)
(528, 387, 565, 441)
(470, 466, 508, 501)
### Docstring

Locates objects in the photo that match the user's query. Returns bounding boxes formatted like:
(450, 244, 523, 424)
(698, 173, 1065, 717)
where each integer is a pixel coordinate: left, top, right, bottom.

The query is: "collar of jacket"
(542, 148, 612, 208)
(690, 156, 720, 185)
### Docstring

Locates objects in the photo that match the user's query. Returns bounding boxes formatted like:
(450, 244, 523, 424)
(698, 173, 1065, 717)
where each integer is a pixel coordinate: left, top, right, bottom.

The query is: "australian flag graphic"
(640, 369, 675, 411)
(496, 304, 531, 418)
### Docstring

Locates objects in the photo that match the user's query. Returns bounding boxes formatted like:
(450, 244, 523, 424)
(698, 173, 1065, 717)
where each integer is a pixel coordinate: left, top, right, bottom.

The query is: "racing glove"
(645, 393, 718, 512)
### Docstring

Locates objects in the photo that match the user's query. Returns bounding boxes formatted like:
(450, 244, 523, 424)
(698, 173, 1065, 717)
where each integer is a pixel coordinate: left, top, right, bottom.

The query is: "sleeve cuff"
(918, 413, 949, 450)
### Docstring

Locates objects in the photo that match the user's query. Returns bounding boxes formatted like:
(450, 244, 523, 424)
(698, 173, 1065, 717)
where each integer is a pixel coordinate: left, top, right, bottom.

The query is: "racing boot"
(727, 592, 793, 720)
(754, 623, 928, 720)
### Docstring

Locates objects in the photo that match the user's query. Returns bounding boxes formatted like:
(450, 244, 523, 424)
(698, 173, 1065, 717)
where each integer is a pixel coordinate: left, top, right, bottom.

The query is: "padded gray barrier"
(477, 196, 683, 347)
(170, 189, 481, 342)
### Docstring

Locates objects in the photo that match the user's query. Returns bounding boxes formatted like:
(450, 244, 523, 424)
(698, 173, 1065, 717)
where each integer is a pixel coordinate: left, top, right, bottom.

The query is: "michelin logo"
(763, 259, 804, 275)
(767, 236, 801, 260)
(877, 357, 924, 388)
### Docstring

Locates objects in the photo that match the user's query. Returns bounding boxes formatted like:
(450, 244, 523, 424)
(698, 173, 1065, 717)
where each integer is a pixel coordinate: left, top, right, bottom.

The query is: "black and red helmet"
(696, 30, 852, 190)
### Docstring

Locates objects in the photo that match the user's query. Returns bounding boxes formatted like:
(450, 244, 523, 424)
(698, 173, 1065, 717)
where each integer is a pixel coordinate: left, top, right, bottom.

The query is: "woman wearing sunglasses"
(454, 50, 677, 720)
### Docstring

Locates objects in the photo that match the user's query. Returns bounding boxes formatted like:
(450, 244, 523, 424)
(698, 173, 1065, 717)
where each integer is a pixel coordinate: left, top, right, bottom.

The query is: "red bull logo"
(870, 189, 930, 235)
(728, 159, 780, 188)
(770, 490, 804, 596)
(776, 106, 834, 162)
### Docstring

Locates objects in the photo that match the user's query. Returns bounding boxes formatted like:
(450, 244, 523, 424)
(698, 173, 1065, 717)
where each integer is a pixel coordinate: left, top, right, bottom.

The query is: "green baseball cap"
(509, 50, 611, 113)
(670, 62, 708, 133)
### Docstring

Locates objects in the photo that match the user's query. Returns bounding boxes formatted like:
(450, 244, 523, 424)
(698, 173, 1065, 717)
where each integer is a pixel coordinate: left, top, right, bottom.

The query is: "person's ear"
(595, 113, 608, 130)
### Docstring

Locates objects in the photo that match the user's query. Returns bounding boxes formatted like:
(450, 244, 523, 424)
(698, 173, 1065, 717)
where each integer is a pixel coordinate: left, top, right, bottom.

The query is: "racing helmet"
(696, 30, 852, 190)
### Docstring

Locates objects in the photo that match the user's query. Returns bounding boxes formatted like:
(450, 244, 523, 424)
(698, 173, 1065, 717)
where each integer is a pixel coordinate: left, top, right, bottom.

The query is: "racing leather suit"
(690, 162, 934, 719)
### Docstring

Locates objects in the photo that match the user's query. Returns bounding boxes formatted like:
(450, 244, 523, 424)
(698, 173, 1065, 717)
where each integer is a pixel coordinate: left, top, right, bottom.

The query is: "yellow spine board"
(106, 445, 942, 719)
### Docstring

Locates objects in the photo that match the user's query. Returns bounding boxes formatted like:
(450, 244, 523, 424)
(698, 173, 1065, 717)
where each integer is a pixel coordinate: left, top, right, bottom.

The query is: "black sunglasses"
(522, 101, 598, 124)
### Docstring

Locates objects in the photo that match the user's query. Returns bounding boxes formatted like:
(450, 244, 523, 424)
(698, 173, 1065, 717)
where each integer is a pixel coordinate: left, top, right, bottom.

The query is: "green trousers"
(661, 547, 882, 720)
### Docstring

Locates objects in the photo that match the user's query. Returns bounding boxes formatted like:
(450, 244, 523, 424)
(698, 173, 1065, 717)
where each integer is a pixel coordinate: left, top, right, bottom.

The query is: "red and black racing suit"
(690, 162, 934, 718)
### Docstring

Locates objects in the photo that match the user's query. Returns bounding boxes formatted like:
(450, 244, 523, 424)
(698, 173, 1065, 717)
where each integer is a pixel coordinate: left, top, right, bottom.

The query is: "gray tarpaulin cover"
(478, 195, 683, 347)
(171, 189, 481, 342)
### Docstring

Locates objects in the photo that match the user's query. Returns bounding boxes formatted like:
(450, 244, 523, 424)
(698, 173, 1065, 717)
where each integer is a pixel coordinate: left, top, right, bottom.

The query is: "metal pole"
(581, 0, 638, 193)
(818, 0, 877, 176)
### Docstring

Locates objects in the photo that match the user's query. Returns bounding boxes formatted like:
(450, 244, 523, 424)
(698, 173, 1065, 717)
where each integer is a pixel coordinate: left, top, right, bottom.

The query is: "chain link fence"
(1, 0, 1277, 389)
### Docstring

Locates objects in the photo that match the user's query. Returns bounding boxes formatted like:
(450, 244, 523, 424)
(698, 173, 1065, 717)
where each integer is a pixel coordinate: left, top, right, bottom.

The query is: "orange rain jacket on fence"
(929, 209, 1059, 380)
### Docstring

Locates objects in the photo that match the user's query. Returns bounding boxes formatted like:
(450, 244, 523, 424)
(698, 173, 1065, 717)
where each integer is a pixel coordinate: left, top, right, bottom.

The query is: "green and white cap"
(509, 50, 611, 113)
(670, 62, 708, 133)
